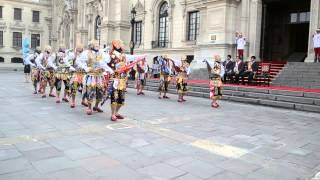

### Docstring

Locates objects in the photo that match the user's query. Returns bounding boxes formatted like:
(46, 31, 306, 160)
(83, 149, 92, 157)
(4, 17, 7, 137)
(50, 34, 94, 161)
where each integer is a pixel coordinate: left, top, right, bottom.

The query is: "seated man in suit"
(233, 56, 246, 84)
(223, 55, 235, 83)
(243, 56, 259, 85)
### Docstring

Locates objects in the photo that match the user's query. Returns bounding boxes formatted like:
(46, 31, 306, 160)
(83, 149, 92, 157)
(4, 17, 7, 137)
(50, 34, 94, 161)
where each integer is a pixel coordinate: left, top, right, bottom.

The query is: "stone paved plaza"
(0, 72, 320, 180)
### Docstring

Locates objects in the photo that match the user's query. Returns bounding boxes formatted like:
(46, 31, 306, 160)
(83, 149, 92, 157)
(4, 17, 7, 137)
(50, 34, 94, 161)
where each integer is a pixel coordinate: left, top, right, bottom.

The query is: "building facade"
(0, 0, 52, 63)
(0, 0, 319, 67)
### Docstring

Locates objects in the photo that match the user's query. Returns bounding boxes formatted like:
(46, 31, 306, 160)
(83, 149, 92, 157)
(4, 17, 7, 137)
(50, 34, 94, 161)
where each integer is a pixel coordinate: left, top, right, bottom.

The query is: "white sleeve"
(186, 67, 191, 75)
(102, 51, 111, 64)
(76, 51, 89, 72)
(102, 62, 114, 74)
(144, 63, 148, 73)
(35, 53, 44, 69)
(171, 58, 182, 67)
(48, 54, 57, 70)
(220, 65, 225, 78)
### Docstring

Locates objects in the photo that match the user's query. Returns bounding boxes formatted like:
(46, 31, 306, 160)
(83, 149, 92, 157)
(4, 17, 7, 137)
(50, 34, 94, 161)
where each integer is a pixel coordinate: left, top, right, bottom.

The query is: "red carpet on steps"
(148, 78, 320, 94)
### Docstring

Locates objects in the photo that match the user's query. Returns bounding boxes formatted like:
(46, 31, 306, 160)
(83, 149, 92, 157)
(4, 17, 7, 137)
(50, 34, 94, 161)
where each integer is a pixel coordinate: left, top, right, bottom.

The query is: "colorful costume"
(134, 60, 148, 95)
(30, 52, 40, 94)
(158, 56, 172, 98)
(78, 48, 113, 114)
(35, 50, 56, 98)
(204, 58, 225, 107)
(70, 50, 86, 105)
(108, 39, 146, 121)
(53, 50, 75, 103)
(109, 49, 128, 106)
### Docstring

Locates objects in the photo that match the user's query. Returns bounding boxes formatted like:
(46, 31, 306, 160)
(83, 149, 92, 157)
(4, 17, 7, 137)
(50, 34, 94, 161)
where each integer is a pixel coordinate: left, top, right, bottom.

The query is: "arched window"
(0, 57, 4, 63)
(95, 16, 101, 41)
(158, 2, 168, 48)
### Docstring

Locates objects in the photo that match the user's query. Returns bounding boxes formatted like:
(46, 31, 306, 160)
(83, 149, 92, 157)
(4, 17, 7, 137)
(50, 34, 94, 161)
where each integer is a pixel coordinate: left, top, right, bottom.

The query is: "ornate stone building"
(0, 0, 319, 66)
(0, 0, 52, 63)
(42, 0, 320, 66)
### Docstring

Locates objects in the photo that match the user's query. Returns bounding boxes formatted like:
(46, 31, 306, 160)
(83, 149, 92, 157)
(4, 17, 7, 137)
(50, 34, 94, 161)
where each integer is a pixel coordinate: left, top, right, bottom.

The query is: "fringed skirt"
(210, 77, 223, 100)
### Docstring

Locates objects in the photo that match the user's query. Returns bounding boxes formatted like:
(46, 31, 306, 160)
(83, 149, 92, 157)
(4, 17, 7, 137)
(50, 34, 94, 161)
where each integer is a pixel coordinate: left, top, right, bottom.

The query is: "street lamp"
(130, 7, 136, 55)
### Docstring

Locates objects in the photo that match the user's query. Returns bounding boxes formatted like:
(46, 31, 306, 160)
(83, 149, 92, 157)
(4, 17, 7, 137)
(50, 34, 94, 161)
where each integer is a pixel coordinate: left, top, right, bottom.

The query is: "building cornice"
(2, 0, 52, 7)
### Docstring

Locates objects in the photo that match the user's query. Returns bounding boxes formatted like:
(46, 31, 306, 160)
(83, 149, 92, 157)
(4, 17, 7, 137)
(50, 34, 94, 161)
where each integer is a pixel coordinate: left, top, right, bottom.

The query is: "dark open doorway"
(260, 0, 310, 62)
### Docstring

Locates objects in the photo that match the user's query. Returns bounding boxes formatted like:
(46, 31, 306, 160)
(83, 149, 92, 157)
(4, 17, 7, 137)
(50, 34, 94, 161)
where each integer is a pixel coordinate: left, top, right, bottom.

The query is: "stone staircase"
(272, 62, 320, 89)
(128, 79, 320, 113)
(287, 52, 307, 62)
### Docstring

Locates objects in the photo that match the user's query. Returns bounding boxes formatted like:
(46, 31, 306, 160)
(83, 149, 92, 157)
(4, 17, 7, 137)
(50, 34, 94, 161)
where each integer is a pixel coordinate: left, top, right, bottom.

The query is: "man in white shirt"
(235, 32, 246, 60)
(313, 29, 320, 63)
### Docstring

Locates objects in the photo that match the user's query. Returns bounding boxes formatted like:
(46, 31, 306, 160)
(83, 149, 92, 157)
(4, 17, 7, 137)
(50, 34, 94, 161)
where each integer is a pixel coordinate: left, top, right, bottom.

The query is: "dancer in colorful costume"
(53, 47, 75, 103)
(108, 40, 146, 121)
(134, 58, 148, 95)
(70, 44, 87, 108)
(30, 47, 41, 94)
(204, 55, 225, 108)
(170, 56, 191, 102)
(36, 46, 56, 98)
(78, 40, 113, 115)
(158, 55, 172, 99)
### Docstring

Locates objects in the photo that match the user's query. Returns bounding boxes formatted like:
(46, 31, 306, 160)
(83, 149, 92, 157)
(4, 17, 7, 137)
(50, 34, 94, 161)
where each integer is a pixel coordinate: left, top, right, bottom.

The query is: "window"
(158, 2, 169, 48)
(14, 8, 22, 20)
(188, 11, 200, 41)
(94, 16, 101, 40)
(134, 21, 142, 46)
(31, 34, 40, 49)
(12, 32, 22, 48)
(0, 6, 3, 19)
(290, 12, 310, 24)
(32, 11, 40, 22)
(0, 31, 3, 47)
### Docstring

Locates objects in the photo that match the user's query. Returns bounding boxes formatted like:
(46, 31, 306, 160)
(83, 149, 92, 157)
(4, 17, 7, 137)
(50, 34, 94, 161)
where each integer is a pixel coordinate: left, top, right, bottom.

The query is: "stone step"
(128, 84, 320, 113)
(128, 81, 320, 112)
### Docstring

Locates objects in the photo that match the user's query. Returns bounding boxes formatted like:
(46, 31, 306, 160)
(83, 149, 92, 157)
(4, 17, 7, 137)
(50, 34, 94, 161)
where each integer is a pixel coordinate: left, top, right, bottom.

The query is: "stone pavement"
(0, 72, 320, 180)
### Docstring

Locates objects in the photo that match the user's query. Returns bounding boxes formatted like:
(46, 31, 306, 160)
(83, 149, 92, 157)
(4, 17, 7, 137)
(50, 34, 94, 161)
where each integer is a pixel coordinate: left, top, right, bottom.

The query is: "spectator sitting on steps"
(233, 56, 246, 85)
(222, 55, 235, 83)
(243, 56, 259, 85)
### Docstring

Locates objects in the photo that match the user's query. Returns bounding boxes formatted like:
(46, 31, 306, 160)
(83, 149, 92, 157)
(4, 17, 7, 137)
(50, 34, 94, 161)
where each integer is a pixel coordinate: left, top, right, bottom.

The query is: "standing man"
(313, 29, 320, 63)
(235, 32, 246, 60)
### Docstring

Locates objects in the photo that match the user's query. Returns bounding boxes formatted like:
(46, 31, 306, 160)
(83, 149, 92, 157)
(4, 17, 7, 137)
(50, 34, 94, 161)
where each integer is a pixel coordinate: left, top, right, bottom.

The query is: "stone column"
(248, 0, 262, 59)
(306, 0, 320, 62)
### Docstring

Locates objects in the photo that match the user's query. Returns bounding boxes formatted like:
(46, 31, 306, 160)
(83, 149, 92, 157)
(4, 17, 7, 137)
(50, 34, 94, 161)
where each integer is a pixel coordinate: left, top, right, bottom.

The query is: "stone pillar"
(248, 0, 262, 59)
(306, 0, 320, 62)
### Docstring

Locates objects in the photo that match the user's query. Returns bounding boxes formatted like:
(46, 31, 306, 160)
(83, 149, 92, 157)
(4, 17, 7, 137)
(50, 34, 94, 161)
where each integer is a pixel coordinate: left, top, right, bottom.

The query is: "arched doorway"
(261, 0, 311, 62)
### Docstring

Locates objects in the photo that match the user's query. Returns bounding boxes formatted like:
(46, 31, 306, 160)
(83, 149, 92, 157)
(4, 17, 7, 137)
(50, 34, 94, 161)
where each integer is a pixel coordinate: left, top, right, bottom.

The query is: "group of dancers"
(24, 40, 147, 121)
(23, 39, 226, 121)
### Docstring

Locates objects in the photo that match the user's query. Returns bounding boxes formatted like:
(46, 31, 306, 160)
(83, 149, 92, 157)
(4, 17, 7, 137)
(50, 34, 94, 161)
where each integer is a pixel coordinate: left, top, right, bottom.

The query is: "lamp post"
(130, 7, 136, 55)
